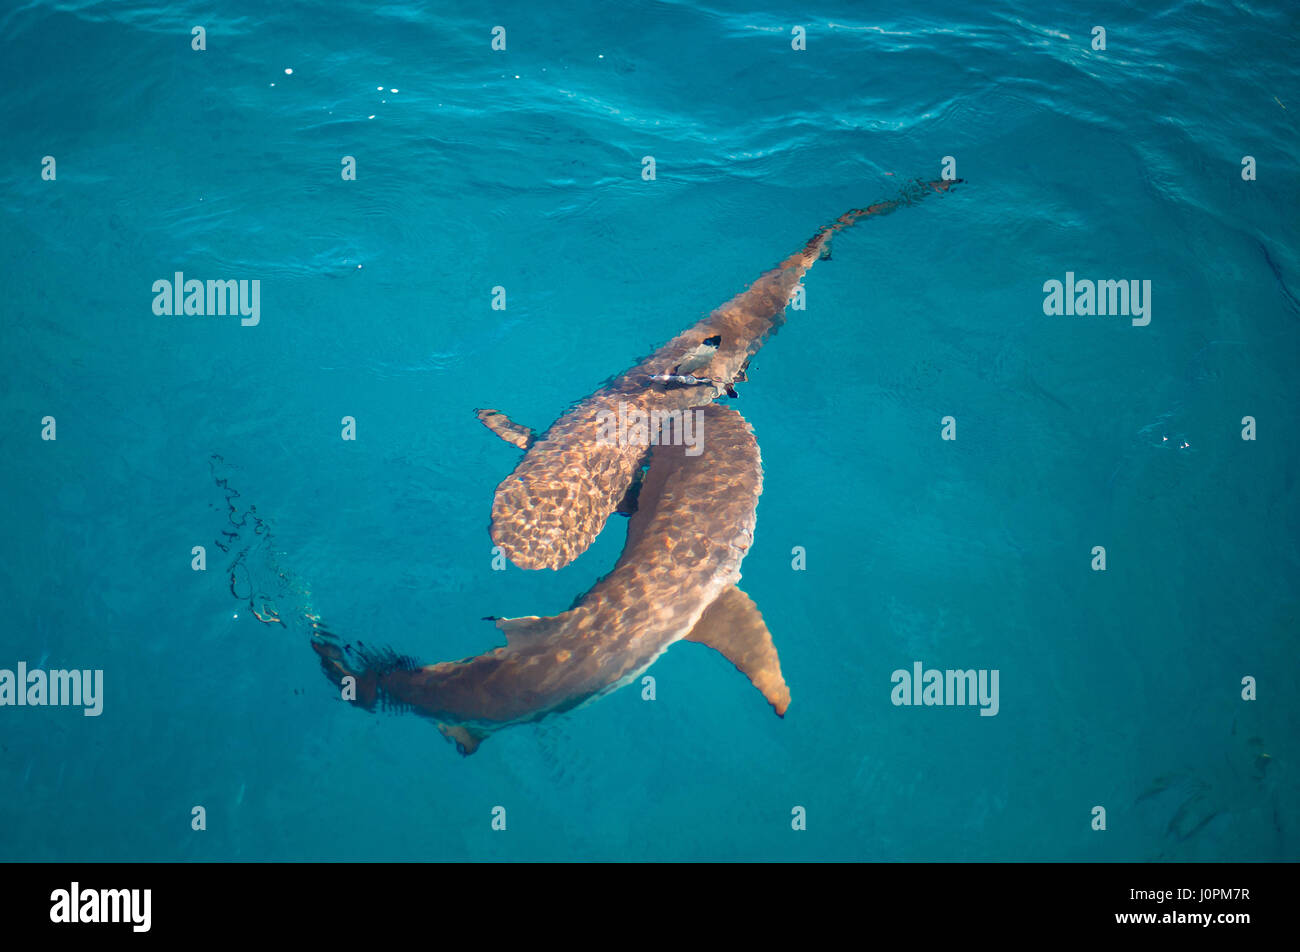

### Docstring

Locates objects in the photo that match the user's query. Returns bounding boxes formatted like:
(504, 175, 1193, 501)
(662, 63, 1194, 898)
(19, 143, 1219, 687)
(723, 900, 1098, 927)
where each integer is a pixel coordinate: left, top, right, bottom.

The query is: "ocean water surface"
(1, 0, 1296, 861)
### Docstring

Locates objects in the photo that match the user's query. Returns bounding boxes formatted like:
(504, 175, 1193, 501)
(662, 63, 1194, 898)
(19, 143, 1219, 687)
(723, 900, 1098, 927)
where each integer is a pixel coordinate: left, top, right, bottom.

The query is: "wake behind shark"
(483, 177, 960, 570)
(313, 404, 784, 754)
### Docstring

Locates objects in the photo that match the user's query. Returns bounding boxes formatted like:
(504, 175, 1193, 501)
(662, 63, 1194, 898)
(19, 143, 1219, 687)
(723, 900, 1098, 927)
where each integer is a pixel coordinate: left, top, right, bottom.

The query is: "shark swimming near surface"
(311, 403, 786, 754)
(218, 178, 960, 754)
(481, 177, 961, 571)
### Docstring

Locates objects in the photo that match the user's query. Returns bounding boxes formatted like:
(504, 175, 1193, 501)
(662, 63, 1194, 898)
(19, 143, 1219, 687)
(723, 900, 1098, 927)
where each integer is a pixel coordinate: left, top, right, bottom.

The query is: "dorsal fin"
(475, 408, 535, 450)
(614, 462, 648, 516)
(686, 585, 790, 716)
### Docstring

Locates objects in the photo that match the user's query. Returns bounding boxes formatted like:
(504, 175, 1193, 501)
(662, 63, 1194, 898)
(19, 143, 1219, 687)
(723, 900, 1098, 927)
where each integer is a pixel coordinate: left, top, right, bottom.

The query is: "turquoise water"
(1, 0, 1296, 861)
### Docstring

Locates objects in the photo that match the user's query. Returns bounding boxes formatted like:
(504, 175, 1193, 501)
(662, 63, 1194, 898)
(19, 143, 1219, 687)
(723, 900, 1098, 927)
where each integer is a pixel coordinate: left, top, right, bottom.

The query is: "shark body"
(307, 178, 961, 753)
(485, 177, 960, 571)
(313, 403, 787, 754)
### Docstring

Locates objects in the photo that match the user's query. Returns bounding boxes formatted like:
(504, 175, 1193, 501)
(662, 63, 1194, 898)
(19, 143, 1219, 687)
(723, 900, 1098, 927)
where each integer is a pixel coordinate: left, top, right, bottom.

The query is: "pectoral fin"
(475, 408, 535, 450)
(686, 585, 790, 716)
(495, 614, 562, 644)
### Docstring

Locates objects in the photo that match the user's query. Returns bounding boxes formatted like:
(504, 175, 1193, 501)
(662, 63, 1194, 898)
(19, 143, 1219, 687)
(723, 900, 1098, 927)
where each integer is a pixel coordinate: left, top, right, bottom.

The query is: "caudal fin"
(799, 177, 964, 262)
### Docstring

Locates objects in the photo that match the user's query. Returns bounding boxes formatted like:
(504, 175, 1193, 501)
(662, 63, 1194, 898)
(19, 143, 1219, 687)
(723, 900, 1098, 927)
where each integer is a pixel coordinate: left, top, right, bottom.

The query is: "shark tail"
(310, 631, 496, 756)
(799, 177, 963, 262)
(311, 636, 408, 711)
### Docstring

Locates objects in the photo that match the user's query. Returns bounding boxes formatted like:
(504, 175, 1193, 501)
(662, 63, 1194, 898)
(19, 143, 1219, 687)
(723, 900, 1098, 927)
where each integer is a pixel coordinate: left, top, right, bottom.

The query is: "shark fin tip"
(439, 723, 488, 756)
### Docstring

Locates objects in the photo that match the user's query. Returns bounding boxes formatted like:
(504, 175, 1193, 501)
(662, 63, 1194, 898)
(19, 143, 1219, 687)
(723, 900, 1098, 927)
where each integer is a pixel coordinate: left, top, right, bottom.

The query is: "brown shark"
(482, 177, 961, 570)
(312, 403, 787, 755)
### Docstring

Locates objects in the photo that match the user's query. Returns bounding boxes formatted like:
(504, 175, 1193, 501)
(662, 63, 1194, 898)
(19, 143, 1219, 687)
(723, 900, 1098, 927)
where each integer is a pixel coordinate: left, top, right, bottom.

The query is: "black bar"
(1, 863, 1284, 938)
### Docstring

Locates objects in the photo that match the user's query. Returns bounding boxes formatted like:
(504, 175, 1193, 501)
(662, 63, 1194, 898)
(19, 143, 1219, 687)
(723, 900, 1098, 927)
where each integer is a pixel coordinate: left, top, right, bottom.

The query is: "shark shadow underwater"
(309, 178, 961, 755)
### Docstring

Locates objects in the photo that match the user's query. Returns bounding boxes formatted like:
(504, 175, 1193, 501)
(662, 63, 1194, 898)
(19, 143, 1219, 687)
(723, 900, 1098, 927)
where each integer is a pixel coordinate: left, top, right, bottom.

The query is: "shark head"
(483, 178, 961, 571)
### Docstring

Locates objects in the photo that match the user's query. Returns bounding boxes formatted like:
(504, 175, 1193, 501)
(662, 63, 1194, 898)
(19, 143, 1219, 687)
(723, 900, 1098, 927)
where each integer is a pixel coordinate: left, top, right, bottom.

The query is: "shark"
(298, 178, 960, 753)
(481, 177, 961, 570)
(312, 403, 787, 754)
